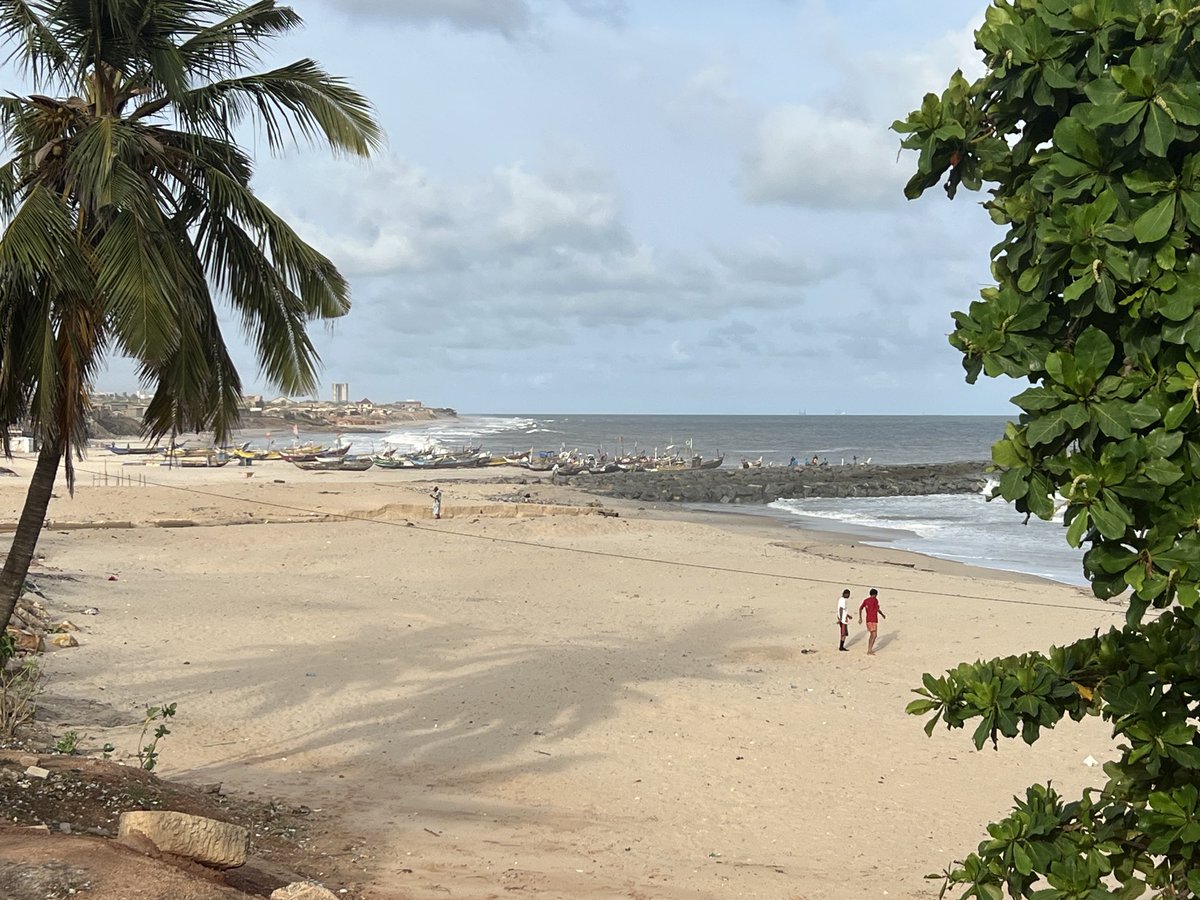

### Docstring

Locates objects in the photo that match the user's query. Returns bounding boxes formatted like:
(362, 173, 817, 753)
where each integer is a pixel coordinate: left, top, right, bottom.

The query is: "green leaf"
(906, 698, 939, 716)
(1066, 508, 1090, 547)
(1126, 400, 1160, 429)
(1156, 289, 1197, 322)
(1090, 494, 1130, 539)
(1027, 408, 1073, 446)
(1027, 472, 1056, 520)
(1165, 400, 1192, 429)
(1134, 194, 1176, 243)
(1111, 65, 1150, 98)
(1012, 386, 1064, 411)
(1143, 103, 1177, 156)
(1142, 458, 1183, 486)
(1144, 428, 1184, 458)
(992, 438, 1029, 468)
(1092, 400, 1132, 439)
(999, 466, 1031, 499)
(1084, 100, 1146, 126)
(1054, 116, 1101, 165)
(1073, 327, 1115, 382)
(1012, 842, 1033, 876)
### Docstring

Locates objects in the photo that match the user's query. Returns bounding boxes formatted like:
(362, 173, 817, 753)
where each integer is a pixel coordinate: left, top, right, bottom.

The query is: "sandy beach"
(0, 451, 1121, 899)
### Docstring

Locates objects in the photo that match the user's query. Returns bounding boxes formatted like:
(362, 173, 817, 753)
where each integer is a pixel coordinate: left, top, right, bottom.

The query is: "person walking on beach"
(836, 589, 851, 651)
(858, 588, 886, 655)
(429, 486, 442, 520)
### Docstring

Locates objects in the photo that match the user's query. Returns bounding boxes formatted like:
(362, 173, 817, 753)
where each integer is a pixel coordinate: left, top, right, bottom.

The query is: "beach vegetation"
(896, 1, 1200, 896)
(136, 701, 176, 771)
(0, 0, 382, 633)
(54, 729, 80, 755)
(0, 657, 43, 739)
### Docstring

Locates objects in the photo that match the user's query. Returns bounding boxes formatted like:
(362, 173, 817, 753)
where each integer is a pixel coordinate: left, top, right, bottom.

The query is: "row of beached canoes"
(106, 441, 725, 473)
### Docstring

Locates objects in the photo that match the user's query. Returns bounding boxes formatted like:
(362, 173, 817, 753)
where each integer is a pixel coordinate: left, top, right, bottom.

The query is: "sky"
(100, 0, 1017, 415)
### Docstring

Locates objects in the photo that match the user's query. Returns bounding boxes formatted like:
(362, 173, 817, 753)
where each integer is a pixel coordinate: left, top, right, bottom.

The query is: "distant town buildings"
(86, 390, 453, 435)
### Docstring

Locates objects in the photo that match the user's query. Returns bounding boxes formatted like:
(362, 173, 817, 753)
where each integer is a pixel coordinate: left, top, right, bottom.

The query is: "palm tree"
(0, 0, 381, 634)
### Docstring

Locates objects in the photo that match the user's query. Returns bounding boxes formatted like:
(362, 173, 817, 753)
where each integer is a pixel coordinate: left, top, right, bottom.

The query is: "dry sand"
(0, 452, 1121, 899)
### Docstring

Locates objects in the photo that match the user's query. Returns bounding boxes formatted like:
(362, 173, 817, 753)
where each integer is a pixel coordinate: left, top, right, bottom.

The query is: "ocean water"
(769, 490, 1086, 587)
(350, 413, 1010, 465)
(323, 413, 1085, 587)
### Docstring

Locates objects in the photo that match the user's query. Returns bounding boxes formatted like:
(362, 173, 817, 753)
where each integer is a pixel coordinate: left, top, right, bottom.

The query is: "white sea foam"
(772, 493, 1086, 586)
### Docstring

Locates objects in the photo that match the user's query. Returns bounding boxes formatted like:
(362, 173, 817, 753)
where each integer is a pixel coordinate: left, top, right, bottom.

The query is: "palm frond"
(0, 0, 70, 86)
(53, 291, 107, 488)
(139, 275, 243, 440)
(0, 184, 93, 296)
(0, 157, 21, 217)
(96, 207, 186, 363)
(200, 211, 322, 396)
(182, 59, 383, 156)
(177, 0, 302, 84)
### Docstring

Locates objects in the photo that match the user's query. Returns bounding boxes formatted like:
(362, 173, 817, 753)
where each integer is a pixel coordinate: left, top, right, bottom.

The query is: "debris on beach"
(4, 595, 83, 659)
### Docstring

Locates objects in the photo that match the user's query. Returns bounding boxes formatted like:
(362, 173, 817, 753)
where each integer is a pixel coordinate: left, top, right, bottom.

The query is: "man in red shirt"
(858, 588, 886, 655)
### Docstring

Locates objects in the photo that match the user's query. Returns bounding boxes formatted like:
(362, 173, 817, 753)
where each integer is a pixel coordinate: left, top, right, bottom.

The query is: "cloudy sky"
(108, 0, 1016, 415)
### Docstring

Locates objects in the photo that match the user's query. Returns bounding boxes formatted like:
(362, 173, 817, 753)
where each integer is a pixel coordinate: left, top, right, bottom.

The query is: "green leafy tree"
(894, 2, 1200, 897)
(0, 0, 381, 631)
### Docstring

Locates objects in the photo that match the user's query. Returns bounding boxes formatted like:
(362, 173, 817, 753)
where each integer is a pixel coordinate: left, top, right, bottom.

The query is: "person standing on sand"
(836, 589, 852, 651)
(858, 588, 886, 655)
(430, 486, 442, 520)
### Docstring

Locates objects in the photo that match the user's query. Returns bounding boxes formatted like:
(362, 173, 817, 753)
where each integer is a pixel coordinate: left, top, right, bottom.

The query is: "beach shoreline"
(2, 453, 1117, 899)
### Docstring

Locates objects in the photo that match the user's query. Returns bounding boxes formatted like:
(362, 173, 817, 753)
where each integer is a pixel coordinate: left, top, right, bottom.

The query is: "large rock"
(117, 810, 248, 869)
(271, 882, 340, 900)
(567, 461, 990, 505)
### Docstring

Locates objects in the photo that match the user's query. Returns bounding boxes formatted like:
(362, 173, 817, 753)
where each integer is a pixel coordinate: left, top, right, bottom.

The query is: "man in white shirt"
(837, 589, 851, 651)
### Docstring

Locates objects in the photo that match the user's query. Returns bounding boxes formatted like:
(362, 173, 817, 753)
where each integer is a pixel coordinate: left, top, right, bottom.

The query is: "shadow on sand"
(143, 613, 767, 793)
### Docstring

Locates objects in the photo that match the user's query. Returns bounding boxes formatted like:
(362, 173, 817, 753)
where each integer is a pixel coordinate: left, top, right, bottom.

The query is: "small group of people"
(836, 588, 886, 655)
(785, 455, 830, 467)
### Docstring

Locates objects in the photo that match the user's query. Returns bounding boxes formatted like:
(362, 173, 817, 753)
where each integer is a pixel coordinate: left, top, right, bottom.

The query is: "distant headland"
(89, 392, 457, 438)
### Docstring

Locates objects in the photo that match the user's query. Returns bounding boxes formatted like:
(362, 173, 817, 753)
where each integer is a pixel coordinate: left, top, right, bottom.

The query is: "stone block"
(271, 883, 340, 900)
(5, 626, 43, 653)
(118, 810, 248, 869)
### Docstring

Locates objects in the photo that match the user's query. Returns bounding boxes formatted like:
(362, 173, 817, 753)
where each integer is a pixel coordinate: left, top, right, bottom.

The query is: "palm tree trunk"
(0, 441, 63, 632)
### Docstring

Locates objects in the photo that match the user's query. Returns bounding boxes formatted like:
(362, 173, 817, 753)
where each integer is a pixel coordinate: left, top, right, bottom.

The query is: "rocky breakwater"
(566, 461, 990, 505)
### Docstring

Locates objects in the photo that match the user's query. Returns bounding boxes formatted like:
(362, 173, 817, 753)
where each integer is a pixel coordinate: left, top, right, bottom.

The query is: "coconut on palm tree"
(0, 0, 382, 634)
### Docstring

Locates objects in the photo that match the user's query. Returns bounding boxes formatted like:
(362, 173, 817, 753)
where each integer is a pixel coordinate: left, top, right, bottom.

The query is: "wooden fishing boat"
(370, 455, 411, 469)
(165, 455, 230, 468)
(292, 455, 373, 472)
(232, 442, 283, 461)
(646, 454, 724, 472)
(105, 443, 165, 455)
(278, 443, 328, 462)
(407, 451, 488, 468)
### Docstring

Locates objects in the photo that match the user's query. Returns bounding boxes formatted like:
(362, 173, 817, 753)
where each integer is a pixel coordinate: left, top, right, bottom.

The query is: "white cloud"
(162, 3, 1017, 414)
(669, 340, 692, 363)
(742, 105, 904, 209)
(495, 165, 628, 251)
(562, 0, 627, 26)
(320, 0, 533, 36)
(317, 0, 625, 37)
